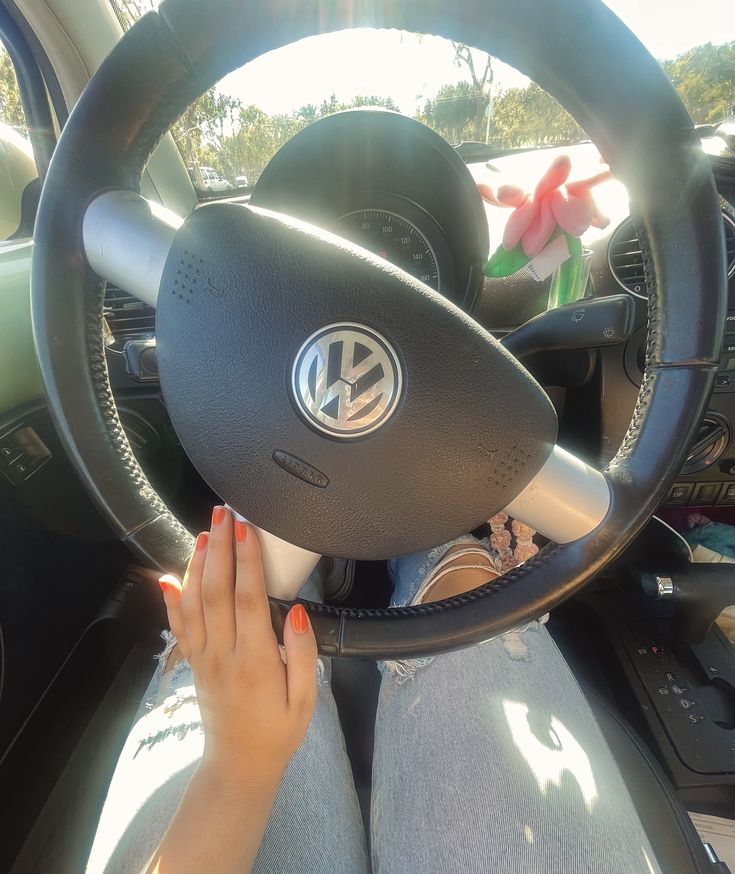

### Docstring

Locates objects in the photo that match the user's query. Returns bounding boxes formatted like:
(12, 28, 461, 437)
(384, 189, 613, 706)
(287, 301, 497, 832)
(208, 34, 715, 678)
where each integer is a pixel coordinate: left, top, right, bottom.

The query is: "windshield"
(107, 2, 734, 195)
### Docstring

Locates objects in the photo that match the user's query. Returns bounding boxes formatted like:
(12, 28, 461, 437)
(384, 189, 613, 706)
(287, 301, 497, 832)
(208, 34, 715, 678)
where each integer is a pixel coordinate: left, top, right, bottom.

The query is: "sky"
(217, 0, 735, 117)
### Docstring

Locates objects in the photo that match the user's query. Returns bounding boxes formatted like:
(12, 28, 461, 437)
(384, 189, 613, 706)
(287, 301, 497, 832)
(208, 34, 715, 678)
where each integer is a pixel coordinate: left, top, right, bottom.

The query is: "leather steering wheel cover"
(31, 0, 726, 657)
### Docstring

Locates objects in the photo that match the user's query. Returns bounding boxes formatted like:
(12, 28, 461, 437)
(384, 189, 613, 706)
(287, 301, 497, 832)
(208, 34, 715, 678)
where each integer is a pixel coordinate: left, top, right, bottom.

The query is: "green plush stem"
(483, 241, 530, 278)
(565, 232, 584, 257)
(483, 230, 584, 280)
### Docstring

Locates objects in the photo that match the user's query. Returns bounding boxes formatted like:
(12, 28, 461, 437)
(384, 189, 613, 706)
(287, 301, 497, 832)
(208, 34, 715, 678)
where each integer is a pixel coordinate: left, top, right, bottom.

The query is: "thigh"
(86, 650, 368, 874)
(371, 624, 661, 874)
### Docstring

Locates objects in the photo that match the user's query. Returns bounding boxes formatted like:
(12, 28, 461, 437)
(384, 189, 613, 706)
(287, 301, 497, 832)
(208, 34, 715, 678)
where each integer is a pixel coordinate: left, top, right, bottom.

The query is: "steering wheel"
(32, 0, 726, 659)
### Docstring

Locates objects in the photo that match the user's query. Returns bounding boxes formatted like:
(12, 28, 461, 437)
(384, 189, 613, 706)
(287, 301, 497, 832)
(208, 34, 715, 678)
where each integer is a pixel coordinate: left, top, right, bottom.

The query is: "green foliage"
(491, 83, 584, 148)
(663, 42, 735, 124)
(0, 45, 26, 132)
(2, 24, 733, 190)
(171, 91, 241, 174)
(423, 81, 487, 143)
(209, 94, 401, 184)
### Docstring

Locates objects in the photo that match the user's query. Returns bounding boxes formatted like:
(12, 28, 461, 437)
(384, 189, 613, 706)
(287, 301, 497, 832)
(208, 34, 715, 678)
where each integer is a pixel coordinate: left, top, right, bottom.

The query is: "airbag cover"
(156, 203, 557, 558)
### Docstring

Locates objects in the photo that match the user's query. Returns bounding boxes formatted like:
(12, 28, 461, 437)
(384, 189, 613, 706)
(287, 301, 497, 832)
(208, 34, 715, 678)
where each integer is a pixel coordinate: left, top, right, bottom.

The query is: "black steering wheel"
(31, 0, 726, 658)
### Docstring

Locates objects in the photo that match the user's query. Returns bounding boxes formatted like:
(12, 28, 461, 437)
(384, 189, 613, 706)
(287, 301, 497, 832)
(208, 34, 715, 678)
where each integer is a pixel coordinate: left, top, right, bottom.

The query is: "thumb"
(283, 604, 318, 718)
(159, 574, 189, 659)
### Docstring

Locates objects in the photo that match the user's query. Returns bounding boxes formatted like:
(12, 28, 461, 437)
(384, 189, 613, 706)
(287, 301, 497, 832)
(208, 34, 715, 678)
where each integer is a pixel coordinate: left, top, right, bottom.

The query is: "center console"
(573, 532, 735, 815)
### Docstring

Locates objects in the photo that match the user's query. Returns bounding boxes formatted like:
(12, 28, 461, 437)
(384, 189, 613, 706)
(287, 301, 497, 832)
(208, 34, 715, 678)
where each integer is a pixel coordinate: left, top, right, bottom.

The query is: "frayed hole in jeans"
(316, 658, 327, 686)
(502, 630, 531, 660)
(382, 657, 434, 683)
(155, 630, 178, 677)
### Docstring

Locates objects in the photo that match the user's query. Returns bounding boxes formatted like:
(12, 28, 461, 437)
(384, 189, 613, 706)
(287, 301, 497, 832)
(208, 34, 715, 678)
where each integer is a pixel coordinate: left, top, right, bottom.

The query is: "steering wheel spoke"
(503, 445, 610, 543)
(225, 507, 321, 599)
(83, 190, 181, 307)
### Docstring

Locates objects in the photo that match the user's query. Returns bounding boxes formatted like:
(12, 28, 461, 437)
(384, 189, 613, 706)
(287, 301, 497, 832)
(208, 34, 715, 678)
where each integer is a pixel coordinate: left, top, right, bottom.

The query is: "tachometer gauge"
(335, 209, 440, 291)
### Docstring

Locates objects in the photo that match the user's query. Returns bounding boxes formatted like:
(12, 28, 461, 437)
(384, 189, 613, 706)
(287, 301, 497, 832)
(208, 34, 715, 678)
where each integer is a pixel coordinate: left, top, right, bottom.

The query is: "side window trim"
(0, 4, 56, 176)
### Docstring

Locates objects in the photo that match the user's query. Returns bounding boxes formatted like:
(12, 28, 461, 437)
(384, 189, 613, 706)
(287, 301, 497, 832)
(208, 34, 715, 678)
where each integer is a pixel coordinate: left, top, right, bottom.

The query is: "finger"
(283, 604, 318, 716)
(233, 519, 278, 651)
(158, 574, 190, 660)
(181, 531, 209, 654)
(200, 506, 236, 651)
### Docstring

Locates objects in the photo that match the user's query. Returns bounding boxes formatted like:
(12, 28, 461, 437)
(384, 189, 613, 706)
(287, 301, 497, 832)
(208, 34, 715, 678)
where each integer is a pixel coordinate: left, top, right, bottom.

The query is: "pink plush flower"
(478, 155, 612, 258)
(511, 519, 536, 539)
(513, 542, 540, 564)
(490, 528, 512, 551)
(489, 511, 509, 529)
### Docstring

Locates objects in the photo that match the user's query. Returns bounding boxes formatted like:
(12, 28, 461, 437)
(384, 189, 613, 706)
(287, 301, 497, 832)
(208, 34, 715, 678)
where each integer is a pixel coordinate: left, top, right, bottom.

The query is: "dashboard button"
(718, 483, 735, 504)
(665, 484, 693, 506)
(0, 442, 21, 463)
(724, 337, 735, 354)
(692, 483, 721, 506)
(715, 374, 732, 388)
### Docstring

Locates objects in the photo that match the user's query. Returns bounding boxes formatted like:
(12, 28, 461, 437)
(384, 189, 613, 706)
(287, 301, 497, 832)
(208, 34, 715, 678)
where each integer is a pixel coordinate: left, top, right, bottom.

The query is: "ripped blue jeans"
(86, 536, 661, 874)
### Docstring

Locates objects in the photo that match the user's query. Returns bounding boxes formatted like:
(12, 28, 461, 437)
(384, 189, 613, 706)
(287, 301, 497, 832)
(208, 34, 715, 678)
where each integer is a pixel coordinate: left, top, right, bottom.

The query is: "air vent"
(609, 212, 735, 298)
(680, 412, 730, 476)
(103, 283, 155, 344)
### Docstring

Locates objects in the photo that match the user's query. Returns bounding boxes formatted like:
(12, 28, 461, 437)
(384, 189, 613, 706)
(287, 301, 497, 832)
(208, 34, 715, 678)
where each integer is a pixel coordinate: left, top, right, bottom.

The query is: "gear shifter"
(642, 564, 735, 644)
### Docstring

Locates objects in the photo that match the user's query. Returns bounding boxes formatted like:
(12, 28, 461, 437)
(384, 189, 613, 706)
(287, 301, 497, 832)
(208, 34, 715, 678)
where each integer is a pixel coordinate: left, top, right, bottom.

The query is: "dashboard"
(99, 108, 735, 518)
(248, 109, 488, 309)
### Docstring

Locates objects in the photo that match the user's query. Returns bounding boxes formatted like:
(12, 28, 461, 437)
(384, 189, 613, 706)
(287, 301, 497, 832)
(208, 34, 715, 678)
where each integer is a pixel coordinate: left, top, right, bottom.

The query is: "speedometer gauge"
(335, 209, 440, 291)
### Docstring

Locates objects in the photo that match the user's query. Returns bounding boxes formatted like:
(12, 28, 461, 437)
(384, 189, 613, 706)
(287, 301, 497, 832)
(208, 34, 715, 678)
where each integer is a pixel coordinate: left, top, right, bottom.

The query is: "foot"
(415, 543, 501, 604)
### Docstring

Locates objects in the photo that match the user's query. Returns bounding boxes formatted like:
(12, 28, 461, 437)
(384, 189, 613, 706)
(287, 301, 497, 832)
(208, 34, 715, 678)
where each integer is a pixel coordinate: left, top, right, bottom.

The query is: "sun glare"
(503, 700, 599, 811)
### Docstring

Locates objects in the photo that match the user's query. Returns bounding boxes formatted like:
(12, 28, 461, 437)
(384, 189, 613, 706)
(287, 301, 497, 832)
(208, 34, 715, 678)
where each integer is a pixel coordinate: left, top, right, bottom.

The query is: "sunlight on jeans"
(503, 700, 598, 811)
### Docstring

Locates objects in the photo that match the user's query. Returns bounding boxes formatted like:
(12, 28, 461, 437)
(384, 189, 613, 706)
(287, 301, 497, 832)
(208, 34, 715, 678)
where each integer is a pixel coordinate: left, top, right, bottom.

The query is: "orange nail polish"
(234, 520, 246, 543)
(196, 531, 209, 551)
(212, 506, 225, 526)
(158, 579, 171, 594)
(290, 603, 309, 634)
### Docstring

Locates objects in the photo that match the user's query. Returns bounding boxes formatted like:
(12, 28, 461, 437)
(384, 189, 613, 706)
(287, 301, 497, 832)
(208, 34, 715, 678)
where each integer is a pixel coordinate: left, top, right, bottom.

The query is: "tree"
(491, 83, 584, 147)
(219, 105, 303, 182)
(451, 42, 492, 141)
(0, 45, 25, 132)
(109, 0, 156, 30)
(217, 95, 402, 184)
(663, 42, 735, 124)
(422, 81, 480, 142)
(171, 91, 242, 180)
(313, 92, 400, 118)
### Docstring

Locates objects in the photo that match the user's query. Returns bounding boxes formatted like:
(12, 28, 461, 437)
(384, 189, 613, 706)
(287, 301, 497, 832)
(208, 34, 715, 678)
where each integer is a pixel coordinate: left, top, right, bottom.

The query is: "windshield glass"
(110, 1, 735, 195)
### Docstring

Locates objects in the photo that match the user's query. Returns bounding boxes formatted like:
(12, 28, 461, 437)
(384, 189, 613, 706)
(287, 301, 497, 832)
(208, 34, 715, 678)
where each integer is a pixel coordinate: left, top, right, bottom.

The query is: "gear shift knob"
(642, 564, 735, 644)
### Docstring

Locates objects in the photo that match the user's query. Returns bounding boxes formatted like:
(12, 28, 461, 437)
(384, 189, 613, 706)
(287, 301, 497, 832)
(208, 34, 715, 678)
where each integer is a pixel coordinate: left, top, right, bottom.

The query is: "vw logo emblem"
(291, 323, 403, 437)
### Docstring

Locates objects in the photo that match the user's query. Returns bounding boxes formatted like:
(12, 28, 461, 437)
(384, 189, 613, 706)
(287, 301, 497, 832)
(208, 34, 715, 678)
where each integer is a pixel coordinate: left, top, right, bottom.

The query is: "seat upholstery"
(588, 691, 714, 874)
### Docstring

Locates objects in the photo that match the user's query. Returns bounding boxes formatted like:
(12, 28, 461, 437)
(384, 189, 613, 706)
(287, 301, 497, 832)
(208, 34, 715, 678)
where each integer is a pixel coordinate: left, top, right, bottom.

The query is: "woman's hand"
(158, 506, 318, 784)
(149, 508, 318, 874)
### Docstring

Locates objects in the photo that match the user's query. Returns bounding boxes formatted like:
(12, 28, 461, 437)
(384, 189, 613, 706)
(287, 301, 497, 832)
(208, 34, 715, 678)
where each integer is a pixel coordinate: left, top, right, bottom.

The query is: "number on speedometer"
(334, 209, 440, 291)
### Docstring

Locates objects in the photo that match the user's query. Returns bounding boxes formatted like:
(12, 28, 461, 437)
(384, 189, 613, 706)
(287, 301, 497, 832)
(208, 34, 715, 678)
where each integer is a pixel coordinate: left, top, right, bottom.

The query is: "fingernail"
(159, 578, 173, 594)
(290, 603, 309, 634)
(195, 531, 209, 551)
(234, 520, 247, 543)
(211, 506, 226, 526)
